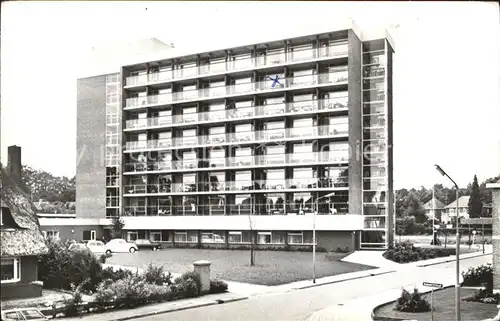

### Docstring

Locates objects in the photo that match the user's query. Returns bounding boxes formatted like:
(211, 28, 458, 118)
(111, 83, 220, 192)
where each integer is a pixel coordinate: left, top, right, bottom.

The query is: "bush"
(38, 238, 103, 292)
(173, 271, 202, 298)
(100, 267, 134, 283)
(464, 288, 500, 305)
(383, 241, 452, 263)
(63, 283, 84, 317)
(209, 279, 228, 294)
(143, 264, 173, 286)
(394, 288, 431, 312)
(95, 274, 172, 309)
(461, 264, 493, 289)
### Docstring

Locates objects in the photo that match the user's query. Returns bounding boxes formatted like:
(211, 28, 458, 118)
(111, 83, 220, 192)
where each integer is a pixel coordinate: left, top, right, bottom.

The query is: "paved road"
(135, 255, 491, 321)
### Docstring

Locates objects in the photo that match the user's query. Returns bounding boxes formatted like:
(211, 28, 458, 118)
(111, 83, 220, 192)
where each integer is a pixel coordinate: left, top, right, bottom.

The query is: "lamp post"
(435, 164, 461, 321)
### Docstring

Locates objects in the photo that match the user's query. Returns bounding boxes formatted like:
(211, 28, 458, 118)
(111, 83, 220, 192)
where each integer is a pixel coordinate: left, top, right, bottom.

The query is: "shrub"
(173, 271, 202, 298)
(209, 279, 228, 294)
(100, 267, 134, 282)
(38, 238, 103, 292)
(383, 241, 452, 263)
(461, 264, 493, 289)
(464, 289, 500, 305)
(63, 283, 84, 317)
(95, 274, 172, 309)
(143, 264, 173, 286)
(394, 288, 431, 312)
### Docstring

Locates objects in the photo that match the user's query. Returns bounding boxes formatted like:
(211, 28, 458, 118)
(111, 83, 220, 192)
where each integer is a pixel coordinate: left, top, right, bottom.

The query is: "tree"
(111, 216, 125, 239)
(248, 214, 255, 266)
(468, 175, 483, 218)
(403, 193, 427, 223)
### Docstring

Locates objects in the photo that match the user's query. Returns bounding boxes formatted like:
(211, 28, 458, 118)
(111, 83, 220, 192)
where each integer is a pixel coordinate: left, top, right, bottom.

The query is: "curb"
(416, 252, 492, 267)
(295, 269, 396, 290)
(370, 285, 454, 321)
(108, 296, 249, 321)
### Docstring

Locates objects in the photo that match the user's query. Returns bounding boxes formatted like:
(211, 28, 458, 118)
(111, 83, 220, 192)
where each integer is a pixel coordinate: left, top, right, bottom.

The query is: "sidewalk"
(62, 292, 248, 321)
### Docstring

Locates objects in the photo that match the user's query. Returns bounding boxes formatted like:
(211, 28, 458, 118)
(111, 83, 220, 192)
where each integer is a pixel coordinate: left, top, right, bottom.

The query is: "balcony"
(124, 124, 348, 152)
(123, 176, 348, 195)
(124, 98, 348, 131)
(124, 70, 348, 109)
(124, 43, 349, 87)
(124, 152, 348, 174)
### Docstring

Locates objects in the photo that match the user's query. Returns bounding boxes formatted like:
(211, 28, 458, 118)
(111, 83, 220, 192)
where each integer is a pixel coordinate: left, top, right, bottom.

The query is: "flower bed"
(37, 239, 228, 318)
(383, 241, 455, 263)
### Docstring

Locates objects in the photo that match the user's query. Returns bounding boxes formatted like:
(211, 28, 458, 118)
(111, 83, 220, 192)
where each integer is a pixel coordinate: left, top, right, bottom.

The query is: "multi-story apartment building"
(67, 20, 395, 250)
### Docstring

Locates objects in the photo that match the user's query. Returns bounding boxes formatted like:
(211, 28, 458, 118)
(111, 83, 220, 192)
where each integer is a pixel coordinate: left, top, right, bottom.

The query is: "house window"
(43, 230, 60, 240)
(1, 258, 21, 283)
(0, 207, 3, 225)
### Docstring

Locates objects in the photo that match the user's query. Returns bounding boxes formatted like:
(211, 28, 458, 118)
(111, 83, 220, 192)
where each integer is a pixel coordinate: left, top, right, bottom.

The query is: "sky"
(1, 1, 499, 190)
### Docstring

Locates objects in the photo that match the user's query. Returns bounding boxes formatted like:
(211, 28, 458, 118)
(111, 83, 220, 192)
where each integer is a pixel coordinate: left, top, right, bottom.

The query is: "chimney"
(7, 145, 22, 181)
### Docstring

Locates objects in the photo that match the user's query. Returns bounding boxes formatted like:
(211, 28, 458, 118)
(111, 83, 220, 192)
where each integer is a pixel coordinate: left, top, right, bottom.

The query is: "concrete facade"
(76, 75, 107, 219)
(1, 256, 42, 300)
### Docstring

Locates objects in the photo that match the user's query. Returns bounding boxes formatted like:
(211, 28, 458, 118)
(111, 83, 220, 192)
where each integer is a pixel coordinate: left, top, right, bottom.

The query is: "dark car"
(134, 239, 161, 251)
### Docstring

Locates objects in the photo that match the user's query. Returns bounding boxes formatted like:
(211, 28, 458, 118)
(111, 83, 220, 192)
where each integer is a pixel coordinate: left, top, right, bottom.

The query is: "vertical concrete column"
(193, 260, 211, 293)
(487, 183, 500, 291)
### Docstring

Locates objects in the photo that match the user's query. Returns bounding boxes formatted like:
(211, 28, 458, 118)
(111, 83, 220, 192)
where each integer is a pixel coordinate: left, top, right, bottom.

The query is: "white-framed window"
(201, 232, 225, 244)
(257, 232, 272, 244)
(0, 207, 3, 225)
(258, 231, 286, 244)
(46, 230, 60, 240)
(228, 231, 252, 244)
(1, 258, 21, 283)
(288, 232, 303, 244)
(174, 231, 198, 243)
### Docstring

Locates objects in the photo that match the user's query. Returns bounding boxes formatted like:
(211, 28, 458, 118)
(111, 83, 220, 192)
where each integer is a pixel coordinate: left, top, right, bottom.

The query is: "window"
(151, 231, 162, 242)
(1, 258, 20, 283)
(43, 230, 59, 240)
(174, 231, 198, 243)
(258, 232, 272, 244)
(228, 231, 252, 244)
(127, 231, 138, 241)
(106, 74, 119, 84)
(288, 232, 303, 244)
(0, 207, 3, 225)
(257, 231, 285, 244)
(201, 232, 225, 243)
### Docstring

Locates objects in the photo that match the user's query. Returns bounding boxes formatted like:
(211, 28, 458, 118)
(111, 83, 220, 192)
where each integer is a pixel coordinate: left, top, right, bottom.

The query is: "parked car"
(68, 242, 89, 252)
(2, 308, 48, 320)
(134, 239, 161, 251)
(105, 238, 138, 254)
(86, 240, 106, 253)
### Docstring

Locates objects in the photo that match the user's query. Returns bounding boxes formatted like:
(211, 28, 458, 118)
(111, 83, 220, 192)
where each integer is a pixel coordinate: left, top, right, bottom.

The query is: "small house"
(1, 146, 49, 299)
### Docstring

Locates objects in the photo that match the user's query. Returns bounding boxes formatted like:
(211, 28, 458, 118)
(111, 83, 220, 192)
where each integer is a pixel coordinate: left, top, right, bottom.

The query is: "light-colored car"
(68, 243, 89, 252)
(86, 240, 106, 253)
(1, 308, 48, 320)
(105, 238, 138, 254)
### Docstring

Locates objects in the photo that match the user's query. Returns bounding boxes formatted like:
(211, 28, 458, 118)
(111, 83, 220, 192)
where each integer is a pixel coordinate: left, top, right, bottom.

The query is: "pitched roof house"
(422, 198, 446, 221)
(1, 146, 49, 300)
(441, 195, 471, 224)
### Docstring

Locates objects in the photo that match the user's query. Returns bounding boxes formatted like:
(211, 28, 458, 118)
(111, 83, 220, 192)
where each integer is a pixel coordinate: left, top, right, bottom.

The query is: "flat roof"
(78, 18, 395, 78)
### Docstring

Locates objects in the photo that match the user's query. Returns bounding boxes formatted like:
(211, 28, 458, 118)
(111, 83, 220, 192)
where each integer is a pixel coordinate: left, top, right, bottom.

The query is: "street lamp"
(435, 164, 461, 321)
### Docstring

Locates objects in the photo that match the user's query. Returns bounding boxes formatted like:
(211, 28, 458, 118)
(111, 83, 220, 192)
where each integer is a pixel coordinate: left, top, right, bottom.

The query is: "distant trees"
(22, 165, 75, 202)
(111, 216, 125, 239)
(468, 175, 482, 218)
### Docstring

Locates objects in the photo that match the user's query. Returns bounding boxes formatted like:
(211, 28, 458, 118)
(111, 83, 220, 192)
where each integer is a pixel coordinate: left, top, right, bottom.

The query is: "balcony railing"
(124, 124, 348, 151)
(121, 202, 349, 216)
(125, 43, 349, 87)
(123, 177, 348, 195)
(124, 98, 348, 130)
(125, 70, 348, 108)
(124, 152, 349, 173)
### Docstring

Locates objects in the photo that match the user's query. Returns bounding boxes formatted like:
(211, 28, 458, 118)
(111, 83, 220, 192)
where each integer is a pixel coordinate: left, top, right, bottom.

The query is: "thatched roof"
(1, 166, 49, 257)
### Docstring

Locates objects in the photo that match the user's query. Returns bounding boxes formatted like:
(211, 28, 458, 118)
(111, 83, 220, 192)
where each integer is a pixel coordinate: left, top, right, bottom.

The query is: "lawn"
(106, 248, 375, 286)
(374, 287, 498, 321)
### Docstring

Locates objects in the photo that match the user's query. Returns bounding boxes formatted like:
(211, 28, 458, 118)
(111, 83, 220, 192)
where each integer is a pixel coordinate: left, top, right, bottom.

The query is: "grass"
(106, 248, 375, 286)
(374, 287, 498, 321)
